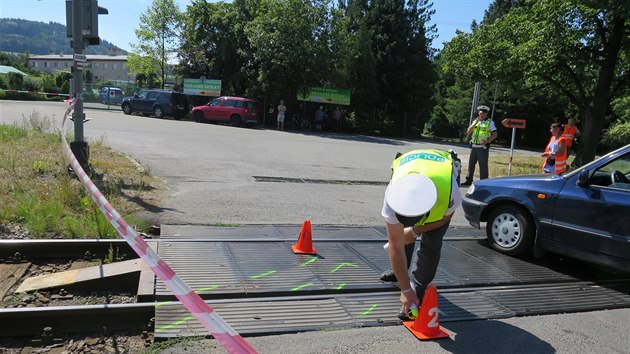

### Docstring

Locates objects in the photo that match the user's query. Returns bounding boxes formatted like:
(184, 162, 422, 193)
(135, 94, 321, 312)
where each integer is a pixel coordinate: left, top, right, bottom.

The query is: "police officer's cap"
(477, 105, 490, 112)
(386, 174, 437, 219)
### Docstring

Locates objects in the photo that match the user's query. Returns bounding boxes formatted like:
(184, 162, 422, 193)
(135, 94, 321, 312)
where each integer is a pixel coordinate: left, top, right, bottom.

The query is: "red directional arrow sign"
(502, 118, 526, 129)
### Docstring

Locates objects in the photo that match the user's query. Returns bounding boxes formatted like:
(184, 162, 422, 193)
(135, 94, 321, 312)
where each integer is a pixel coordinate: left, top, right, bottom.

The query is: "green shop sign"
(184, 78, 221, 96)
(297, 87, 351, 105)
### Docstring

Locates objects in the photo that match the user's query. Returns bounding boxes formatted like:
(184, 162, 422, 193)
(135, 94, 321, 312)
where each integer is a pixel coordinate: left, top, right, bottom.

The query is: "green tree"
(177, 0, 256, 96)
(348, 0, 436, 135)
(245, 0, 335, 103)
(130, 0, 181, 89)
(442, 0, 630, 164)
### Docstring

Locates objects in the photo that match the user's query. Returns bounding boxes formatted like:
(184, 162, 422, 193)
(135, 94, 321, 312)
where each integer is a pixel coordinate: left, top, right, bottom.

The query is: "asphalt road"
(1, 100, 628, 353)
(0, 100, 534, 228)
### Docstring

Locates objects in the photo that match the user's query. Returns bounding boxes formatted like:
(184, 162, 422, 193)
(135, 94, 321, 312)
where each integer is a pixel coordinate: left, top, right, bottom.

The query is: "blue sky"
(1, 0, 491, 52)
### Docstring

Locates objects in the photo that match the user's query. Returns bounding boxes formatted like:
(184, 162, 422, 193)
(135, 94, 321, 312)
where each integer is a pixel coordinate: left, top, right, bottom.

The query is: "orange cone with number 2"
(291, 220, 317, 255)
(404, 284, 449, 340)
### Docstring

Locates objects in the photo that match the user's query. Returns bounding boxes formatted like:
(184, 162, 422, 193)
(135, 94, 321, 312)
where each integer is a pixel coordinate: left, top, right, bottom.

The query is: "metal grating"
(153, 234, 630, 339)
(483, 283, 630, 315)
(155, 283, 630, 338)
(155, 242, 243, 296)
(155, 240, 583, 298)
(154, 290, 515, 338)
(159, 224, 486, 241)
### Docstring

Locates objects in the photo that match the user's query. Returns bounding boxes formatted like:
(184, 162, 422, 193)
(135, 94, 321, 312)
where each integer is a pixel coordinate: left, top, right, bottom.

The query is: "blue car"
(99, 87, 124, 105)
(463, 144, 630, 272)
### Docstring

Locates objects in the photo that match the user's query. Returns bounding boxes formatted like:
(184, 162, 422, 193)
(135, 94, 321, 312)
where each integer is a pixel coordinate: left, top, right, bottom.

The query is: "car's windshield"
(598, 153, 630, 174)
(565, 145, 630, 179)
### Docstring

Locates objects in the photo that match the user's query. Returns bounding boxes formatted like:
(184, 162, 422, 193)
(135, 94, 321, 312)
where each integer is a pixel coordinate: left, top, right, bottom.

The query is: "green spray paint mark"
(336, 283, 346, 290)
(155, 316, 194, 332)
(195, 285, 221, 292)
(299, 256, 318, 267)
(154, 300, 174, 308)
(360, 304, 378, 317)
(330, 262, 358, 273)
(291, 283, 314, 291)
(250, 270, 277, 279)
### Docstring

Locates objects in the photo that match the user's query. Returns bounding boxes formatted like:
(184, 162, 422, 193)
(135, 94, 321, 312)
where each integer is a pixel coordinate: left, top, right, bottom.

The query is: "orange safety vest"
(542, 136, 567, 174)
(562, 125, 577, 147)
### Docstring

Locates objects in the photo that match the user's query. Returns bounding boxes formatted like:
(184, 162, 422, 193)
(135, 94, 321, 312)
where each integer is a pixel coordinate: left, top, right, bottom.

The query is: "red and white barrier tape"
(61, 99, 257, 354)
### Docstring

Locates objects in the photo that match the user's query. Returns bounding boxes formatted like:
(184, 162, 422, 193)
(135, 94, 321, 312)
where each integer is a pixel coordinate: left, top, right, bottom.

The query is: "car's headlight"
(466, 183, 475, 195)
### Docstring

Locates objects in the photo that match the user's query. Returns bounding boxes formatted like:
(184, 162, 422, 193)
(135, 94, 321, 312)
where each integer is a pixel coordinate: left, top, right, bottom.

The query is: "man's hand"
(401, 288, 420, 315)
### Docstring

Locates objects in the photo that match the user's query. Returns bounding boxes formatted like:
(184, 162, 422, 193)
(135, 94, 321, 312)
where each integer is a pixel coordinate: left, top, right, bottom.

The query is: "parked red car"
(191, 96, 258, 127)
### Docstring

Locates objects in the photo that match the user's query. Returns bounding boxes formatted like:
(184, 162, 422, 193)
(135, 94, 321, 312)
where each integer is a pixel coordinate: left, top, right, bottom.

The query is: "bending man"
(381, 149, 462, 319)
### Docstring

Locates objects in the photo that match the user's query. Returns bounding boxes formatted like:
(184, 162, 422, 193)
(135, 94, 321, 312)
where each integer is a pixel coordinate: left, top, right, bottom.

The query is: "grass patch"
(488, 154, 542, 177)
(487, 154, 581, 177)
(0, 111, 166, 239)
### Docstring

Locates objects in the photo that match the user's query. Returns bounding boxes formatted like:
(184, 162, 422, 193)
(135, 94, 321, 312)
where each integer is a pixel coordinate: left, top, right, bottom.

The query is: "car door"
(204, 99, 222, 119)
(144, 91, 160, 113)
(551, 151, 630, 265)
(215, 98, 231, 121)
(134, 91, 150, 112)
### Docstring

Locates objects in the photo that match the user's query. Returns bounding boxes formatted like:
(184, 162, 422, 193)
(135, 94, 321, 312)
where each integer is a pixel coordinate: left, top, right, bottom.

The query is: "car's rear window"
(226, 100, 238, 107)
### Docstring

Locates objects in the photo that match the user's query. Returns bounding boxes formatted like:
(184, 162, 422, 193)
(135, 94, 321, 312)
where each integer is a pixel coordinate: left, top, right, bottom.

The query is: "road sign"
(183, 78, 221, 96)
(73, 54, 87, 62)
(502, 118, 526, 129)
(297, 87, 351, 105)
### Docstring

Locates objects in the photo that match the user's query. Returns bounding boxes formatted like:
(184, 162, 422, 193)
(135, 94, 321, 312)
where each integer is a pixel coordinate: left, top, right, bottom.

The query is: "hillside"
(0, 18, 127, 55)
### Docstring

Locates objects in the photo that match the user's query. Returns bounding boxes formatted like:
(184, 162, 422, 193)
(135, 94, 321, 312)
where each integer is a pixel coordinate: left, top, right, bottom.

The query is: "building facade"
(28, 51, 135, 82)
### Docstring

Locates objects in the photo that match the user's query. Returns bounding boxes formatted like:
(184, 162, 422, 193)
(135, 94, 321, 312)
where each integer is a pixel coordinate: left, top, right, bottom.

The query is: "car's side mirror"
(576, 169, 590, 187)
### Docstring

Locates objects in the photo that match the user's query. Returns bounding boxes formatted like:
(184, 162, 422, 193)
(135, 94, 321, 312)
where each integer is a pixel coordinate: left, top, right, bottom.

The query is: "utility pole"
(66, 0, 107, 174)
(469, 82, 481, 126)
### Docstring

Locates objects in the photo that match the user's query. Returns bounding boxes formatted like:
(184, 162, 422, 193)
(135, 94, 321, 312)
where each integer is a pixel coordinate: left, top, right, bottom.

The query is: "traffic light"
(65, 0, 108, 46)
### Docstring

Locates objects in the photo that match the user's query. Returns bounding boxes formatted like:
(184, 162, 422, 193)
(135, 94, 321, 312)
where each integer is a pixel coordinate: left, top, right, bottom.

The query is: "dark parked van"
(121, 90, 189, 119)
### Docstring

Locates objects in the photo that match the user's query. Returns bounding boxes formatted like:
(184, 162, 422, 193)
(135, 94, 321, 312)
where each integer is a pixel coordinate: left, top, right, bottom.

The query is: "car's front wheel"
(194, 111, 205, 123)
(486, 205, 534, 256)
(122, 103, 132, 115)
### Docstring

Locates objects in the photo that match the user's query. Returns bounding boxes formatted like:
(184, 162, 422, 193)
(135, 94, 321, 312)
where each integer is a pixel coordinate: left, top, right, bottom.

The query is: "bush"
(7, 72, 24, 90)
(602, 121, 630, 150)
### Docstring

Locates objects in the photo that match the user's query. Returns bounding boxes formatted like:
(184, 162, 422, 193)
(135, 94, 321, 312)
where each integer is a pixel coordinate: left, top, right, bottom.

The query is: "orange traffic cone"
(291, 220, 317, 255)
(404, 284, 450, 340)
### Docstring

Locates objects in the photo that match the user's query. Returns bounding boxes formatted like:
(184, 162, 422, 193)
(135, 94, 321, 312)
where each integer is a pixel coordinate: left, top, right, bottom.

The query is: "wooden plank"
(0, 263, 30, 299)
(68, 260, 96, 270)
(16, 259, 142, 293)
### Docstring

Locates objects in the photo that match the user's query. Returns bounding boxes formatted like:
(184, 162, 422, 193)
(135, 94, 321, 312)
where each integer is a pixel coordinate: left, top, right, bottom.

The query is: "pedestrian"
(542, 123, 567, 174)
(380, 149, 462, 319)
(562, 117, 581, 155)
(277, 100, 287, 130)
(461, 105, 498, 186)
(315, 106, 325, 131)
(332, 106, 342, 133)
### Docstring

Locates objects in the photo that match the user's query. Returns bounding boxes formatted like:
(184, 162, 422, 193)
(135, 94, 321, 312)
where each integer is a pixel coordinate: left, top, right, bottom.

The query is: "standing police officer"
(461, 105, 498, 186)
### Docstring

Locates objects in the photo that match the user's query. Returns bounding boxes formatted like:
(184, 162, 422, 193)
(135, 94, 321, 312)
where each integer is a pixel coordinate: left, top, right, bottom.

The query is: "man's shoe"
(397, 306, 412, 320)
(379, 269, 397, 282)
(460, 180, 472, 187)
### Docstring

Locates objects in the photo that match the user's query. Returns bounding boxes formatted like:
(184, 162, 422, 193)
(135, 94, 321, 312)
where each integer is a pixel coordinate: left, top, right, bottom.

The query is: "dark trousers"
(466, 146, 489, 182)
(404, 221, 450, 302)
